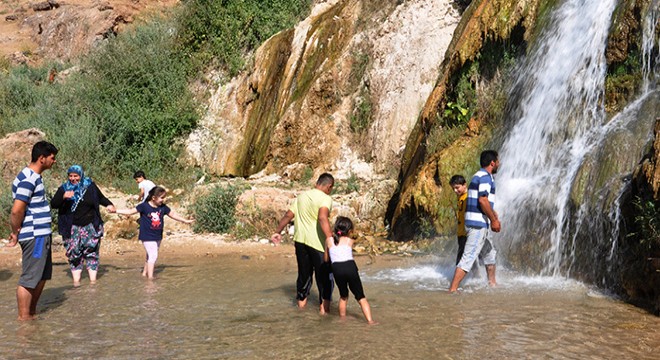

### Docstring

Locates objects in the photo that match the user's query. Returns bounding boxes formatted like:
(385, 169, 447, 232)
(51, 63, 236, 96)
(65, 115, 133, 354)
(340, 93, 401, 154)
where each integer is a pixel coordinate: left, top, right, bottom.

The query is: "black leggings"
(295, 242, 333, 303)
(331, 260, 365, 301)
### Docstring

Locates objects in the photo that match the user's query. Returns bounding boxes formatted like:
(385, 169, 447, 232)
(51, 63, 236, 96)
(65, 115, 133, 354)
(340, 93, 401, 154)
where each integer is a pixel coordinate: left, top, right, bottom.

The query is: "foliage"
(345, 172, 361, 193)
(333, 172, 361, 195)
(414, 216, 435, 240)
(0, 1, 316, 192)
(232, 197, 280, 240)
(443, 102, 470, 124)
(350, 88, 373, 133)
(425, 121, 466, 156)
(0, 188, 13, 236)
(300, 166, 314, 184)
(192, 184, 243, 234)
(629, 197, 660, 251)
(0, 20, 199, 192)
(177, 0, 312, 76)
(348, 49, 370, 91)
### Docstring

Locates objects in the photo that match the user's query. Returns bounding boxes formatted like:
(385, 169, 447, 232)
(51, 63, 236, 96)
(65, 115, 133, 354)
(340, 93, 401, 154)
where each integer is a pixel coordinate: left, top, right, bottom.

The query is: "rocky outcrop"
(0, 128, 45, 182)
(0, 0, 178, 63)
(185, 0, 461, 185)
(387, 0, 546, 240)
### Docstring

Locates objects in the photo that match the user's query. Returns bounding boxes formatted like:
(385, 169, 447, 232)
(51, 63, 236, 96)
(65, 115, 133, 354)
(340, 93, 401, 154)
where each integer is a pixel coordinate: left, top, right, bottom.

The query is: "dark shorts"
(332, 260, 365, 301)
(19, 235, 53, 289)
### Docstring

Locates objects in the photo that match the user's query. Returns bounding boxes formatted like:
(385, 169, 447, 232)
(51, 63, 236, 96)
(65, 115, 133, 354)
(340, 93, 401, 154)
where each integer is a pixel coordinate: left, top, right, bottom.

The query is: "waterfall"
(495, 0, 658, 276)
(642, 0, 659, 92)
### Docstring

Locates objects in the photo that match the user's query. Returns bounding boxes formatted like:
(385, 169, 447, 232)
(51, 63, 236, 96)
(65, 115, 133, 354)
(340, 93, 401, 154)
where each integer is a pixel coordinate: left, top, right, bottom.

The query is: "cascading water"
(495, 0, 659, 284)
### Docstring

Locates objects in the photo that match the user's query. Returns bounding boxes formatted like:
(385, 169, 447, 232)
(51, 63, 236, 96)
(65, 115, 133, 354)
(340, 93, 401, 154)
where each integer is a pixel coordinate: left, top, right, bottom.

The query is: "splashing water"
(496, 0, 619, 275)
(494, 0, 660, 285)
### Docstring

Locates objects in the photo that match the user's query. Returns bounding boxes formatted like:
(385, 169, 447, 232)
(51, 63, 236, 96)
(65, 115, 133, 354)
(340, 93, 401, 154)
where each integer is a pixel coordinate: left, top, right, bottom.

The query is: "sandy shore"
(0, 231, 415, 274)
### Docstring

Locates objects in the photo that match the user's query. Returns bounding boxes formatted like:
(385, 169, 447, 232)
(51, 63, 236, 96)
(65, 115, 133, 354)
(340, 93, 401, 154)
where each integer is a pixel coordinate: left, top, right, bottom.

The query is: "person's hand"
(63, 190, 75, 199)
(107, 205, 117, 213)
(491, 219, 501, 232)
(7, 232, 18, 247)
(185, 218, 195, 225)
(271, 233, 282, 246)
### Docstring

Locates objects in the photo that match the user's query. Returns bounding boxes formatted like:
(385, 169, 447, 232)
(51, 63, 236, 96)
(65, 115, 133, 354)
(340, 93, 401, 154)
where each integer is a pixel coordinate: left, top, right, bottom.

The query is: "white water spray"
(496, 0, 618, 275)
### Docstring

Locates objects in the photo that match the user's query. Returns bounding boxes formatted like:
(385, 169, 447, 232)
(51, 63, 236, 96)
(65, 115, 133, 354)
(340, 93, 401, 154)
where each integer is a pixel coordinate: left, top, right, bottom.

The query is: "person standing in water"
(51, 165, 116, 286)
(325, 216, 376, 324)
(271, 173, 335, 314)
(449, 150, 501, 292)
(8, 141, 58, 320)
(449, 174, 468, 265)
(113, 186, 194, 279)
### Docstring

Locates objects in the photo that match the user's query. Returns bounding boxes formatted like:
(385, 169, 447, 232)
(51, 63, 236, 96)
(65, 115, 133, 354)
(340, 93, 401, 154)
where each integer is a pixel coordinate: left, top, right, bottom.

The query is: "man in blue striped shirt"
(8, 141, 58, 321)
(449, 150, 501, 292)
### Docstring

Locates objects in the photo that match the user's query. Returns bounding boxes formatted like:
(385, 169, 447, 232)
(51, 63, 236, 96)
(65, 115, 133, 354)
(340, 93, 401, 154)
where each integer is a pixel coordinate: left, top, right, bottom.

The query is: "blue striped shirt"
(464, 169, 496, 229)
(12, 167, 52, 242)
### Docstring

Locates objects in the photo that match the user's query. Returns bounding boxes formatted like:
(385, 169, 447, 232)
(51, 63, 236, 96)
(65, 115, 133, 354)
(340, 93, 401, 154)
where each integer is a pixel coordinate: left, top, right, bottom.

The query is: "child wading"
(449, 175, 468, 265)
(114, 186, 194, 279)
(325, 216, 376, 324)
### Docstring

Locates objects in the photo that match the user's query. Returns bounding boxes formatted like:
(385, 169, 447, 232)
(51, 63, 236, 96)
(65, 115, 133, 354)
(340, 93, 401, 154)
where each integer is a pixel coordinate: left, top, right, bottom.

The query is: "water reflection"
(0, 254, 657, 359)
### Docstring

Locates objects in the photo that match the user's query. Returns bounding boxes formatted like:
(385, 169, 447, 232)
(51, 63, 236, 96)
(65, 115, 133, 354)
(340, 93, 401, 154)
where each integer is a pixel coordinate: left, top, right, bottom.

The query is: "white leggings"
(142, 240, 161, 264)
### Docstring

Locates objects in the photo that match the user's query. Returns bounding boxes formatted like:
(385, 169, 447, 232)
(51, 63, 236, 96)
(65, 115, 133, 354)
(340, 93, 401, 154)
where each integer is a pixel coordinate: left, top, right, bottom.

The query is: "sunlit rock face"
(185, 0, 461, 181)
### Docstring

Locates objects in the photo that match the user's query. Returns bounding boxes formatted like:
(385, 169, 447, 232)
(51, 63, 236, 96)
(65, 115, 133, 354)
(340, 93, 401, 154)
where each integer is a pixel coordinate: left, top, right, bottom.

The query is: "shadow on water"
(38, 285, 68, 316)
(0, 269, 14, 282)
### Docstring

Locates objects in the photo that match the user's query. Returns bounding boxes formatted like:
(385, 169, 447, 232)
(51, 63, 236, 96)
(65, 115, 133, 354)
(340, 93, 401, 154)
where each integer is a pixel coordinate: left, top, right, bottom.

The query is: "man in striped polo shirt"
(8, 141, 58, 321)
(449, 150, 501, 293)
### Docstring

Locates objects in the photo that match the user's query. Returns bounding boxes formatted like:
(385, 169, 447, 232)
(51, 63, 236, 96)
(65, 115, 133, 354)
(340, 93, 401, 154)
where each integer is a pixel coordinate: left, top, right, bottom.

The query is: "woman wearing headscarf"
(51, 165, 116, 286)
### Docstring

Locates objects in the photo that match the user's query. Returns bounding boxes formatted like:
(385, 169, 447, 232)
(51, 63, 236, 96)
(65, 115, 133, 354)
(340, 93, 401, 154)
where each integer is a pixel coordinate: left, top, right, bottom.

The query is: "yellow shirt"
(456, 192, 467, 237)
(289, 188, 333, 252)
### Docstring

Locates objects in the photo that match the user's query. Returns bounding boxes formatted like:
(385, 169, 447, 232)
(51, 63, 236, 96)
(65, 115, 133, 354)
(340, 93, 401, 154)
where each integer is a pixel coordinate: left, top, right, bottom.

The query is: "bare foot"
(89, 280, 97, 285)
(367, 320, 378, 325)
(73, 281, 81, 287)
(297, 299, 307, 309)
(488, 281, 497, 288)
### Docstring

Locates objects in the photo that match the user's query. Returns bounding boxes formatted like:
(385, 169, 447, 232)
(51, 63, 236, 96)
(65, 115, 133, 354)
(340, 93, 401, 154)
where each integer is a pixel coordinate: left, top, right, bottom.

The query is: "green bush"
(177, 0, 313, 76)
(0, 188, 13, 237)
(0, 19, 199, 192)
(630, 197, 660, 251)
(192, 185, 243, 234)
(0, 0, 315, 192)
(350, 88, 372, 133)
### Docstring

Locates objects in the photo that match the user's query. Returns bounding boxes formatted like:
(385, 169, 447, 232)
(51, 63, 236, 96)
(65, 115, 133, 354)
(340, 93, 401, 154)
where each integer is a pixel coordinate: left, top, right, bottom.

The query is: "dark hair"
(133, 170, 146, 179)
(31, 141, 58, 163)
(316, 173, 334, 186)
(146, 186, 166, 203)
(449, 175, 466, 186)
(480, 150, 499, 168)
(332, 216, 354, 245)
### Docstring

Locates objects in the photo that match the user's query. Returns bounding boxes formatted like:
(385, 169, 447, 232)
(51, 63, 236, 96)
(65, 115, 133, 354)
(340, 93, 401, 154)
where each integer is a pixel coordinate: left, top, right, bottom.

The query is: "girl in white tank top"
(325, 216, 376, 324)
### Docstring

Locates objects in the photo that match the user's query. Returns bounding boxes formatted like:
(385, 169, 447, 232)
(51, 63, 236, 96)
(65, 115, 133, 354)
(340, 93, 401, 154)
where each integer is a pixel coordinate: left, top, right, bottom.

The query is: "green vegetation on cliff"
(0, 0, 312, 191)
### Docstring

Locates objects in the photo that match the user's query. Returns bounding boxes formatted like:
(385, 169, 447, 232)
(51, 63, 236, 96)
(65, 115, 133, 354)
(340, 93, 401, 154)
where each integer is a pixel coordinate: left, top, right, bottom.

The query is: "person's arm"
(318, 206, 332, 239)
(271, 210, 294, 245)
(318, 206, 332, 261)
(324, 236, 334, 263)
(478, 196, 501, 232)
(93, 183, 116, 213)
(8, 199, 27, 247)
(50, 186, 66, 208)
(167, 209, 194, 224)
(115, 208, 139, 216)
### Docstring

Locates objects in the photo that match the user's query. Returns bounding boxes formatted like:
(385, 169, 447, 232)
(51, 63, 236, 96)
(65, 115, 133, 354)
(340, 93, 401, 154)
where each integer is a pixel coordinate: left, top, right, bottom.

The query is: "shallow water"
(0, 253, 658, 359)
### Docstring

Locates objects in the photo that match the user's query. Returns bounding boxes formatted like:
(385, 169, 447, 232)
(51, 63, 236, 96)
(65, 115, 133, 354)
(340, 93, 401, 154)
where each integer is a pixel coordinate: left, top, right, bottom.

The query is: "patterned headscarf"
(62, 165, 92, 212)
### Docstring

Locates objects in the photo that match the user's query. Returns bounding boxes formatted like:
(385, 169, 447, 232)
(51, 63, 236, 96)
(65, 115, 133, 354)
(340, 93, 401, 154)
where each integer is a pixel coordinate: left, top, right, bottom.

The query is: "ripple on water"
(0, 257, 657, 359)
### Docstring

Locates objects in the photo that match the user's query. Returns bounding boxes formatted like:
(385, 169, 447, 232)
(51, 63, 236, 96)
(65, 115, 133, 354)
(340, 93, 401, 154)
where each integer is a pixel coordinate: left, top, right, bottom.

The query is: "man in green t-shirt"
(272, 173, 335, 314)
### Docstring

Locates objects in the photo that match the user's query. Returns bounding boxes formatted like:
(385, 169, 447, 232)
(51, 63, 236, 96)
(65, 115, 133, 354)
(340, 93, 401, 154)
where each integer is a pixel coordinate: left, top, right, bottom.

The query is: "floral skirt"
(64, 223, 103, 271)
